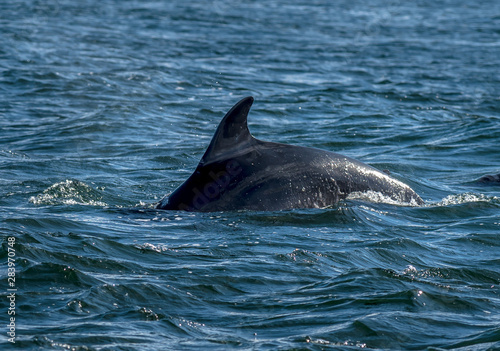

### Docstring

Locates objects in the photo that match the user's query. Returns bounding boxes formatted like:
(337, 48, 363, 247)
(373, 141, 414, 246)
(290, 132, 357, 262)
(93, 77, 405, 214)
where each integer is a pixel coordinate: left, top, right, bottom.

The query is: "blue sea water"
(1, 0, 500, 349)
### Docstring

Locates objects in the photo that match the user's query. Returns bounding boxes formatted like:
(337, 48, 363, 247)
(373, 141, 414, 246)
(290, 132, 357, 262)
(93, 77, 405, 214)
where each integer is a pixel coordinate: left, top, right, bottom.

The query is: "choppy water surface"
(1, 0, 499, 349)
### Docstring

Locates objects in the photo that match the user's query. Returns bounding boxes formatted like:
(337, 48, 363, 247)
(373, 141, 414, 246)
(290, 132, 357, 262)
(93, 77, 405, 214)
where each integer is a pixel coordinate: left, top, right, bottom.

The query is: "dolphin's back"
(222, 140, 423, 210)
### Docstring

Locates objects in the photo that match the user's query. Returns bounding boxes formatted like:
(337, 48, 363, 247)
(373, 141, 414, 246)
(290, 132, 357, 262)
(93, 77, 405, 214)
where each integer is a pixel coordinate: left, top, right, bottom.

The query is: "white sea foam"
(347, 190, 422, 207)
(437, 193, 499, 206)
(29, 179, 107, 207)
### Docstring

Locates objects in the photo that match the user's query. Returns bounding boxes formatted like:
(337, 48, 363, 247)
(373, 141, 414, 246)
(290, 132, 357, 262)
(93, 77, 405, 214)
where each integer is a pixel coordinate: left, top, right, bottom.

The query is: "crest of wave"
(437, 193, 499, 206)
(29, 179, 107, 206)
(347, 190, 422, 206)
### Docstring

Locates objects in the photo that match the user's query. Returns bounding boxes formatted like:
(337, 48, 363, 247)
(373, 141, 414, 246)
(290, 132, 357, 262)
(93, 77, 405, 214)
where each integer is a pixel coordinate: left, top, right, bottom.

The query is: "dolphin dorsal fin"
(200, 96, 255, 165)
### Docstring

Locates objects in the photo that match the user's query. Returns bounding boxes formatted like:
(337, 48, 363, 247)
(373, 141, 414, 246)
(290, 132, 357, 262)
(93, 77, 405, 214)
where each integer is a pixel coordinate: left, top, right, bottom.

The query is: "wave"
(437, 193, 499, 207)
(29, 179, 107, 207)
(347, 190, 423, 206)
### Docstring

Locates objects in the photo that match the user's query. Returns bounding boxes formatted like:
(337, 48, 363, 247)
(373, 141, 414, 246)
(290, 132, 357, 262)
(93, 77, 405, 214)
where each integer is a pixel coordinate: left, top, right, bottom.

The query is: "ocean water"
(1, 0, 500, 349)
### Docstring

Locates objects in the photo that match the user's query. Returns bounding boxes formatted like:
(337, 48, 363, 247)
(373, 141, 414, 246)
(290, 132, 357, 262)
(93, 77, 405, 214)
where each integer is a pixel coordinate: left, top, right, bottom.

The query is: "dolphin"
(157, 97, 424, 211)
(476, 173, 500, 184)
